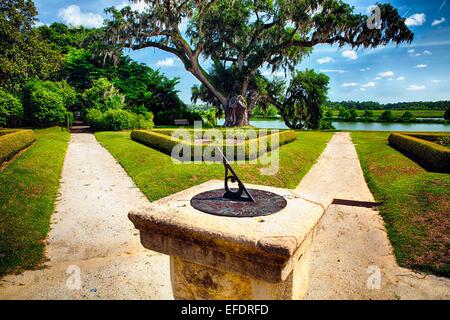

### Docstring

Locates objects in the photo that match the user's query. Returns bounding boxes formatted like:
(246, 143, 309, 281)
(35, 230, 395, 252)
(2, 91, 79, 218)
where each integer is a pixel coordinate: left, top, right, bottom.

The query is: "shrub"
(24, 83, 67, 126)
(81, 78, 125, 113)
(86, 109, 154, 131)
(0, 129, 36, 163)
(0, 90, 24, 127)
(131, 129, 296, 161)
(155, 107, 216, 126)
(85, 109, 105, 130)
(388, 133, 450, 173)
(379, 110, 395, 122)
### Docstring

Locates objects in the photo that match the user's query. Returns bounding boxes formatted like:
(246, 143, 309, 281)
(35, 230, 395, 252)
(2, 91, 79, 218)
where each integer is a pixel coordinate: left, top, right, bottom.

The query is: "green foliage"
(61, 48, 185, 120)
(0, 129, 36, 163)
(23, 80, 70, 126)
(348, 108, 358, 121)
(388, 133, 450, 173)
(338, 108, 351, 119)
(362, 109, 374, 120)
(252, 104, 279, 118)
(131, 129, 297, 161)
(444, 107, 450, 120)
(86, 108, 154, 131)
(81, 78, 125, 112)
(0, 0, 63, 93)
(401, 111, 415, 122)
(277, 69, 329, 129)
(378, 110, 395, 122)
(0, 89, 24, 127)
(327, 100, 450, 111)
(155, 106, 217, 127)
(324, 109, 334, 118)
(319, 119, 335, 130)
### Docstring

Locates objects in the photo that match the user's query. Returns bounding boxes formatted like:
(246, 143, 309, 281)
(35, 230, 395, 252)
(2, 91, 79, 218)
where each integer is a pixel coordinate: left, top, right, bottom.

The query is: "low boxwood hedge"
(388, 133, 450, 173)
(0, 129, 36, 163)
(131, 129, 296, 161)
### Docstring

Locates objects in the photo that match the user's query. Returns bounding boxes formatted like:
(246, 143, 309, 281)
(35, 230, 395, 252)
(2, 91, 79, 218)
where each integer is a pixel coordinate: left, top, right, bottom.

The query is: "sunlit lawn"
(0, 127, 70, 276)
(95, 130, 333, 201)
(352, 131, 449, 277)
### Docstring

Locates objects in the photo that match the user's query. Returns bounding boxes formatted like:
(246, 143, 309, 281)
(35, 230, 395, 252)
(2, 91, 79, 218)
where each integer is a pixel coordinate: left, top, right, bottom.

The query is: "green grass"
(352, 132, 449, 277)
(95, 131, 332, 201)
(0, 127, 70, 276)
(332, 109, 445, 118)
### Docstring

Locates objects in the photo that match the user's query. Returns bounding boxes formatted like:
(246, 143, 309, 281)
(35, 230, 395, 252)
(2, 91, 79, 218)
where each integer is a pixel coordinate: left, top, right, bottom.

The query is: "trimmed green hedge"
(0, 129, 36, 163)
(131, 129, 297, 161)
(388, 133, 450, 173)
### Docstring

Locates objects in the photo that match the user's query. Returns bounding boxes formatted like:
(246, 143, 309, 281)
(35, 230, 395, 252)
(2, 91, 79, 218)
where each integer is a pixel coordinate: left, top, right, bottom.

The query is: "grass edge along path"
(0, 127, 70, 277)
(352, 131, 449, 277)
(95, 130, 333, 202)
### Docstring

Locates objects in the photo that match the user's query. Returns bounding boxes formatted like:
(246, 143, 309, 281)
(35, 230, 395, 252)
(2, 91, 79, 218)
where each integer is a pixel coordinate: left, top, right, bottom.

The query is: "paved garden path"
(0, 133, 172, 299)
(297, 132, 450, 299)
(1, 132, 448, 299)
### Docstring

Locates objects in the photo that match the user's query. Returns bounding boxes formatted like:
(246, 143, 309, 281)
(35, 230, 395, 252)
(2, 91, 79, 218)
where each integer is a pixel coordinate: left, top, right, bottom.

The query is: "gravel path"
(0, 133, 172, 299)
(298, 132, 450, 299)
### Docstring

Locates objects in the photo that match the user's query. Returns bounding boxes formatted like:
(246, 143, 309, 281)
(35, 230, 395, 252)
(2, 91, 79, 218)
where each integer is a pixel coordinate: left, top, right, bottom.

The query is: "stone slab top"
(129, 180, 325, 282)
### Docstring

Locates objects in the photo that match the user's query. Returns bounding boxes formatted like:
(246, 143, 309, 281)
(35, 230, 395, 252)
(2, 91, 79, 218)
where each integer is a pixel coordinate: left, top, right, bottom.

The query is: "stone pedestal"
(129, 180, 324, 300)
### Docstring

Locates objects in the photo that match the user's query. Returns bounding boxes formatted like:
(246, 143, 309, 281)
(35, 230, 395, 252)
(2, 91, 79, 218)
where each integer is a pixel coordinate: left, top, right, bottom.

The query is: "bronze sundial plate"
(190, 188, 287, 217)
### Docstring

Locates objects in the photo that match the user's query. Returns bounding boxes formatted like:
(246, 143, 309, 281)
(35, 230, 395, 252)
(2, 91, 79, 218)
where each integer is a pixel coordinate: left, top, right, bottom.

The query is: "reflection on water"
(217, 118, 449, 132)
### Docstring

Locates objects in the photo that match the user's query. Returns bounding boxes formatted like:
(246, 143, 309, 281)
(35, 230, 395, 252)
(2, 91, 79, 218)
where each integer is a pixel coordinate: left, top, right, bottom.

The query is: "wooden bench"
(174, 119, 189, 126)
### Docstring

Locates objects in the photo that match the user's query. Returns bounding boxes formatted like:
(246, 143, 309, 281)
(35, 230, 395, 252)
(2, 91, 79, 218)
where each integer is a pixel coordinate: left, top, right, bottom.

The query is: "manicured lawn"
(0, 127, 70, 276)
(352, 132, 449, 277)
(95, 131, 333, 201)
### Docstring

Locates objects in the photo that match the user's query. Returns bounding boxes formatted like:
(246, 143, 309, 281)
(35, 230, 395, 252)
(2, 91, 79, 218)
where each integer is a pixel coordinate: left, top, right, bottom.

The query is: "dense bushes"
(0, 129, 36, 163)
(131, 129, 296, 161)
(388, 133, 450, 173)
(0, 90, 24, 127)
(86, 108, 154, 131)
(23, 80, 76, 127)
(81, 78, 125, 112)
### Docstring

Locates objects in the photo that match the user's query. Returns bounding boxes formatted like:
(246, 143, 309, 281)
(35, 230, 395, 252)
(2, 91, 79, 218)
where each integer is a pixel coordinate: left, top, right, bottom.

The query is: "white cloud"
(320, 69, 347, 73)
(423, 50, 432, 55)
(375, 76, 382, 80)
(432, 80, 442, 83)
(408, 49, 415, 53)
(378, 71, 394, 78)
(360, 67, 370, 72)
(361, 81, 376, 88)
(415, 64, 428, 68)
(341, 82, 359, 87)
(360, 88, 367, 91)
(405, 13, 426, 26)
(317, 57, 335, 64)
(342, 50, 358, 60)
(432, 17, 446, 26)
(407, 85, 426, 91)
(58, 5, 103, 28)
(156, 58, 175, 67)
(396, 77, 406, 81)
(117, 1, 150, 13)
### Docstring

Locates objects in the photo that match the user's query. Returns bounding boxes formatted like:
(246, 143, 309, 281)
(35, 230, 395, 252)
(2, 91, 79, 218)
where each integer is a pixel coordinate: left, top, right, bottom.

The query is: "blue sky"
(34, 0, 450, 104)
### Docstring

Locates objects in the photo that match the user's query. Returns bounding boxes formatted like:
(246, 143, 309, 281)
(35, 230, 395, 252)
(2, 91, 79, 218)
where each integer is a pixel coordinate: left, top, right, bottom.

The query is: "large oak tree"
(100, 0, 413, 127)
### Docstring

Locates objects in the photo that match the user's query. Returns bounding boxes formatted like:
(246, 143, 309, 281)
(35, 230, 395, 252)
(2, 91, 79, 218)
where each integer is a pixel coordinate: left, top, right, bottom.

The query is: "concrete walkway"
(297, 132, 450, 299)
(1, 132, 448, 299)
(0, 133, 172, 299)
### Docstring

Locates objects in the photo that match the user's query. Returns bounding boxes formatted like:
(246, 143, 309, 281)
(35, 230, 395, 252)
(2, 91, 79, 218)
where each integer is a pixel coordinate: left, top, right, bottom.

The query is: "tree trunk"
(224, 95, 250, 127)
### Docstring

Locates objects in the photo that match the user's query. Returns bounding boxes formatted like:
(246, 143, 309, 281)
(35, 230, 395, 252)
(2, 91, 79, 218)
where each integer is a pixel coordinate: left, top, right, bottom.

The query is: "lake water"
(217, 119, 450, 132)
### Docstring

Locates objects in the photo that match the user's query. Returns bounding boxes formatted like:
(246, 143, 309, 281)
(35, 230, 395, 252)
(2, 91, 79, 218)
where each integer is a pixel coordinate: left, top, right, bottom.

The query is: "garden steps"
(70, 119, 91, 133)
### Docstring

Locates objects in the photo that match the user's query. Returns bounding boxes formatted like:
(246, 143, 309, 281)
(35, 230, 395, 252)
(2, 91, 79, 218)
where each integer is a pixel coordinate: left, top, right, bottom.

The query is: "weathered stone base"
(170, 251, 310, 300)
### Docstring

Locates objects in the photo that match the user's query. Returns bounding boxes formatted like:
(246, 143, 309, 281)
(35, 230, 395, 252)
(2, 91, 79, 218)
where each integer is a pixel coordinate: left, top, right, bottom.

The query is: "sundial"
(190, 148, 287, 217)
